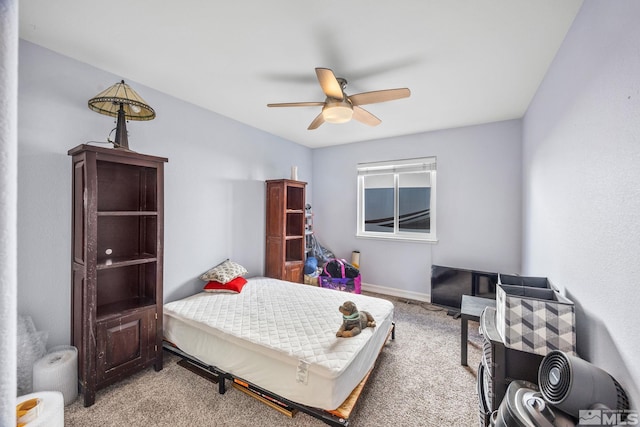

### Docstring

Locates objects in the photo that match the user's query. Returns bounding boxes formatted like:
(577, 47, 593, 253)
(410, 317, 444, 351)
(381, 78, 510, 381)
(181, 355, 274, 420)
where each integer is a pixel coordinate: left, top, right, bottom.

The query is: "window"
(357, 157, 436, 242)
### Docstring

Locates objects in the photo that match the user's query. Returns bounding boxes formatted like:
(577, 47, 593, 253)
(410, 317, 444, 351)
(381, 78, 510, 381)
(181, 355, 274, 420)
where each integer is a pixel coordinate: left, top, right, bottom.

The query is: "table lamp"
(88, 80, 155, 150)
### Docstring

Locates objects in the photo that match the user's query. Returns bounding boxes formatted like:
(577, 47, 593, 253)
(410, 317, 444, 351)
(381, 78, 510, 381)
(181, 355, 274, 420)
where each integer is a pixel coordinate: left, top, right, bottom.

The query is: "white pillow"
(200, 260, 247, 283)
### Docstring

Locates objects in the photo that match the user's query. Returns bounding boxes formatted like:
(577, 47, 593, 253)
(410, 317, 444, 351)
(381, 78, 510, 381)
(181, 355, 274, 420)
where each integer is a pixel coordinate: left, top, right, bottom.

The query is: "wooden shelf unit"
(265, 179, 306, 283)
(68, 144, 167, 406)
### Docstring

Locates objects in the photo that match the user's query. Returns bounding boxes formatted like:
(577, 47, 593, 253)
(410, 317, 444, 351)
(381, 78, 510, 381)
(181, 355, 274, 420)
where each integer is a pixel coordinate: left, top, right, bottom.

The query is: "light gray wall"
(17, 41, 312, 348)
(523, 0, 640, 406)
(311, 119, 522, 300)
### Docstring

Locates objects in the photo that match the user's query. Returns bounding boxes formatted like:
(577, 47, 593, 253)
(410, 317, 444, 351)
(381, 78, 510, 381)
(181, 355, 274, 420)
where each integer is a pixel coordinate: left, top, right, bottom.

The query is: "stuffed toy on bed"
(336, 301, 376, 338)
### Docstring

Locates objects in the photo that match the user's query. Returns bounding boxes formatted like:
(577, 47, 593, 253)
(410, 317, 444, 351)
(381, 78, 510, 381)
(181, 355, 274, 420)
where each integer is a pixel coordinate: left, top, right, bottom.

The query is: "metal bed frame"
(163, 322, 395, 427)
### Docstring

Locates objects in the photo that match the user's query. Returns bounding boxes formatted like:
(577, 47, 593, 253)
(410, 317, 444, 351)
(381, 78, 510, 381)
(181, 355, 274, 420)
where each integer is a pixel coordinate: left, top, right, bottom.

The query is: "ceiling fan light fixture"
(267, 67, 410, 129)
(322, 101, 353, 124)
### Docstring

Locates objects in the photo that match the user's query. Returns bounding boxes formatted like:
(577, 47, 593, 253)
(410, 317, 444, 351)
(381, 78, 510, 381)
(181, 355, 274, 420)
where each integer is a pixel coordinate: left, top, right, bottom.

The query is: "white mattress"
(163, 276, 394, 409)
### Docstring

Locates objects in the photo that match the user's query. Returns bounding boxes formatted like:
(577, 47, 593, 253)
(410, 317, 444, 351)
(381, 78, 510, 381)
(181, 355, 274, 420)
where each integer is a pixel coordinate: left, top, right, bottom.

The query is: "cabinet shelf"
(97, 297, 156, 321)
(98, 211, 158, 216)
(97, 216, 157, 261)
(97, 254, 157, 270)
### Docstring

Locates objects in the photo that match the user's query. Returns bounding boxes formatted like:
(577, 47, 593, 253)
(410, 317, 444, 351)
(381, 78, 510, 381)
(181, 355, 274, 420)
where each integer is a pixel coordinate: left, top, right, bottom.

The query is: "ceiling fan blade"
(349, 88, 410, 106)
(267, 101, 325, 108)
(315, 68, 344, 100)
(352, 106, 381, 127)
(307, 113, 325, 130)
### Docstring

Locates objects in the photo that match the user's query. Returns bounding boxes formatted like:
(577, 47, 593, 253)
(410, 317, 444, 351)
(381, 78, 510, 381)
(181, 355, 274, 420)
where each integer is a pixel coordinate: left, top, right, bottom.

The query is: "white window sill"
(355, 233, 438, 244)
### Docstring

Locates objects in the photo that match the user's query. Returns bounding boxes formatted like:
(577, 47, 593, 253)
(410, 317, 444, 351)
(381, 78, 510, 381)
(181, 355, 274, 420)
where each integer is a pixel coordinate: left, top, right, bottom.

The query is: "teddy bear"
(336, 301, 376, 338)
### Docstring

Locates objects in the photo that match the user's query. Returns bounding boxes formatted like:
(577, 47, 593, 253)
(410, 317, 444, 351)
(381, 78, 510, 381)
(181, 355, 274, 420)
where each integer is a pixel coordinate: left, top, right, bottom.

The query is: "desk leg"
(461, 317, 468, 366)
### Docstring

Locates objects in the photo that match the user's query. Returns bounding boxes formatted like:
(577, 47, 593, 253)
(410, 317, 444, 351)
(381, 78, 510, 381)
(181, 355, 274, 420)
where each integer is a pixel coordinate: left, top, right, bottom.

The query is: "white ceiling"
(19, 0, 583, 148)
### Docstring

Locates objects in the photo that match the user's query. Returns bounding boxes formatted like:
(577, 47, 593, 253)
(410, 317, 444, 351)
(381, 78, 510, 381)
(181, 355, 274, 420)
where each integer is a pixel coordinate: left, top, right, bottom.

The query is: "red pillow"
(203, 276, 248, 293)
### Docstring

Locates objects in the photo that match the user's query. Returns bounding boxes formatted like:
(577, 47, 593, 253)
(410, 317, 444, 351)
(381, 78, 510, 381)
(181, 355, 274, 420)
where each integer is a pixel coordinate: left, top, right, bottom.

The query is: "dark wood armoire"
(68, 144, 167, 406)
(265, 179, 306, 283)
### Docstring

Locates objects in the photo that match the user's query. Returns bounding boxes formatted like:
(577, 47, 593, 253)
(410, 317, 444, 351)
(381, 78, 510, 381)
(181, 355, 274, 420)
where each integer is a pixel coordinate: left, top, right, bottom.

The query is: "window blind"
(357, 157, 436, 176)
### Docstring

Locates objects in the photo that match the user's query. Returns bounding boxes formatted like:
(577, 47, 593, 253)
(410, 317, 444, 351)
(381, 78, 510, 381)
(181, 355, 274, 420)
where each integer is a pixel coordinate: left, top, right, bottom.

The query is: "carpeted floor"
(64, 295, 483, 426)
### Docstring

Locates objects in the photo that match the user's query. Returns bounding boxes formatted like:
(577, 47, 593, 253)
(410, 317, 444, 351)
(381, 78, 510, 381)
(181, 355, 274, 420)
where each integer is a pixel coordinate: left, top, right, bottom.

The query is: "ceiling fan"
(267, 67, 411, 130)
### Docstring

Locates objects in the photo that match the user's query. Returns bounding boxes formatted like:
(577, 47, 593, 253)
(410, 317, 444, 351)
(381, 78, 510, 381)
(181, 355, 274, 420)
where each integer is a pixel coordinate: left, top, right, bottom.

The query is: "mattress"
(163, 276, 394, 409)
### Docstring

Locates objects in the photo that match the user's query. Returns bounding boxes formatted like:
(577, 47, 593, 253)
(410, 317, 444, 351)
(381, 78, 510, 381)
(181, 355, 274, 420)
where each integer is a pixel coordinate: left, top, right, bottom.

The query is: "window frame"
(356, 157, 437, 243)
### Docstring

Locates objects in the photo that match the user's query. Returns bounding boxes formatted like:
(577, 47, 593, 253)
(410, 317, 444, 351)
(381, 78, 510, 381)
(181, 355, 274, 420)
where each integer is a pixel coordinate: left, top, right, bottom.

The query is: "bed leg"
(391, 322, 396, 340)
(218, 377, 226, 394)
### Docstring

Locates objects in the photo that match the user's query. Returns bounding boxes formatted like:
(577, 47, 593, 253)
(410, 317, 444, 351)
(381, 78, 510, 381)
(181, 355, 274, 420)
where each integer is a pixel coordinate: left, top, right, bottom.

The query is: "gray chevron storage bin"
(495, 284, 576, 356)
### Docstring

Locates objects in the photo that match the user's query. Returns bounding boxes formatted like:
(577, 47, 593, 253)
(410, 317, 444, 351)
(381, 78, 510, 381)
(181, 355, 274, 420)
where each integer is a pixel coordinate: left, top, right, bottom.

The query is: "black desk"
(460, 294, 496, 366)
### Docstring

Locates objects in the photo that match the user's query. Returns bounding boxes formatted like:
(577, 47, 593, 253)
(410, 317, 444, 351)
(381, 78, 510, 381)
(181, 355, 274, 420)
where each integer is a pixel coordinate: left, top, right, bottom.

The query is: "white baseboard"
(361, 282, 430, 303)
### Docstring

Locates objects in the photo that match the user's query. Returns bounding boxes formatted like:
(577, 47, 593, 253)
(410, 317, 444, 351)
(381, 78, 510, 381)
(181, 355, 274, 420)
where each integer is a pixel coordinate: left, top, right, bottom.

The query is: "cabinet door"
(96, 308, 156, 384)
(284, 262, 304, 283)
